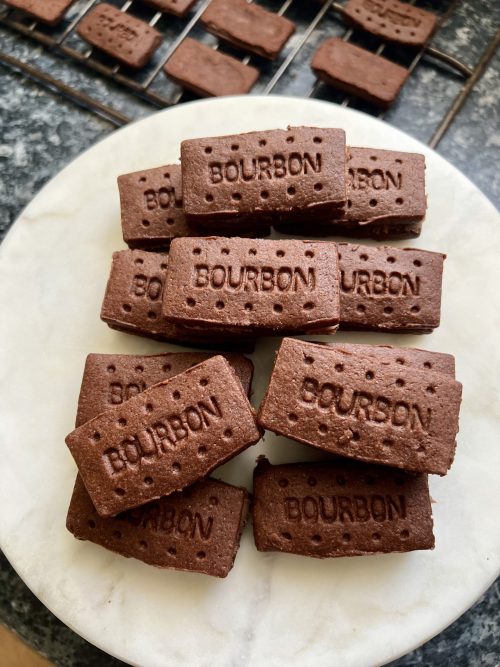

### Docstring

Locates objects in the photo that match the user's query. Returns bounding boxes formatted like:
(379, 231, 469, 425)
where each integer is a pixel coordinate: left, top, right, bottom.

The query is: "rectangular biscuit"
(311, 38, 409, 108)
(252, 458, 434, 557)
(67, 475, 249, 577)
(343, 148, 427, 228)
(100, 249, 177, 341)
(336, 243, 444, 333)
(258, 338, 462, 475)
(100, 249, 255, 349)
(77, 4, 162, 70)
(75, 352, 254, 426)
(143, 0, 197, 18)
(66, 355, 261, 517)
(201, 0, 295, 60)
(164, 38, 260, 97)
(162, 237, 340, 334)
(273, 147, 426, 239)
(4, 0, 74, 24)
(118, 164, 191, 250)
(344, 0, 436, 47)
(180, 126, 347, 225)
(118, 165, 270, 250)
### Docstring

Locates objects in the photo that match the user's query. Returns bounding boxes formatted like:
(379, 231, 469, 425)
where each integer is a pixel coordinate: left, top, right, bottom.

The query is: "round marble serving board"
(0, 97, 499, 667)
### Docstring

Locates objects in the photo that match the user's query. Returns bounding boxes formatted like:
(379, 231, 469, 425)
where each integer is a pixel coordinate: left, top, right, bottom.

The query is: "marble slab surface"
(0, 97, 499, 667)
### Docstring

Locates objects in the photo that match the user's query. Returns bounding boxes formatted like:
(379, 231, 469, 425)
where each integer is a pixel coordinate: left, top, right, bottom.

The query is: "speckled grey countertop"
(0, 0, 499, 665)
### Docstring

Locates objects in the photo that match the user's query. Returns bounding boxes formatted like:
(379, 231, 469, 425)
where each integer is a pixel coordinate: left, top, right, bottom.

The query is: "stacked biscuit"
(119, 127, 427, 249)
(65, 126, 462, 577)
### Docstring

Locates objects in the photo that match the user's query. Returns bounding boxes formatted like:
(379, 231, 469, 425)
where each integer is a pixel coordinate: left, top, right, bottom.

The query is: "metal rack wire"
(0, 0, 498, 147)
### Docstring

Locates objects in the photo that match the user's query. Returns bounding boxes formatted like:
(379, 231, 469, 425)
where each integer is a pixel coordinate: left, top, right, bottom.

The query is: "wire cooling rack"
(0, 0, 498, 147)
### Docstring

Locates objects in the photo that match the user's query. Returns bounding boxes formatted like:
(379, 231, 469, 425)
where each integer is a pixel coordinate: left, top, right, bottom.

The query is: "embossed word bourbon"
(67, 476, 249, 577)
(208, 153, 322, 185)
(348, 166, 401, 191)
(283, 492, 406, 524)
(192, 264, 315, 293)
(341, 148, 427, 229)
(66, 355, 261, 517)
(344, 0, 436, 47)
(258, 338, 462, 475)
(337, 243, 444, 333)
(118, 164, 192, 250)
(253, 459, 434, 557)
(163, 237, 340, 334)
(181, 127, 347, 226)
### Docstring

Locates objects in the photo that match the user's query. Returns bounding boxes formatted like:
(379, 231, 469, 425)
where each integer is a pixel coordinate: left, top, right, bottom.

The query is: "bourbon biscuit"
(258, 338, 462, 475)
(273, 147, 426, 239)
(100, 249, 174, 341)
(77, 4, 162, 69)
(180, 126, 347, 225)
(201, 0, 295, 60)
(336, 243, 444, 333)
(344, 0, 436, 47)
(342, 148, 426, 228)
(66, 355, 261, 516)
(67, 475, 249, 577)
(118, 164, 191, 250)
(311, 38, 408, 107)
(164, 38, 259, 97)
(76, 352, 253, 426)
(162, 237, 340, 334)
(100, 249, 255, 349)
(253, 458, 434, 557)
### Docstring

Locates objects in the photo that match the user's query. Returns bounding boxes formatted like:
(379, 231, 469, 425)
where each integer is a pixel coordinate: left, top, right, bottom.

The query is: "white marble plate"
(0, 97, 499, 667)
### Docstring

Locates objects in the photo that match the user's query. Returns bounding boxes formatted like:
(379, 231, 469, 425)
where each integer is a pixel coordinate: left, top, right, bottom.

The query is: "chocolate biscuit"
(77, 4, 162, 69)
(342, 148, 426, 229)
(67, 475, 249, 577)
(66, 355, 261, 517)
(100, 249, 172, 341)
(311, 38, 408, 108)
(201, 0, 295, 60)
(162, 237, 340, 334)
(181, 127, 347, 226)
(100, 249, 255, 348)
(258, 338, 462, 476)
(274, 147, 426, 239)
(118, 165, 271, 249)
(118, 164, 191, 250)
(336, 243, 444, 333)
(4, 0, 74, 24)
(75, 352, 254, 426)
(253, 458, 434, 557)
(143, 0, 197, 18)
(344, 0, 436, 47)
(164, 38, 259, 97)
